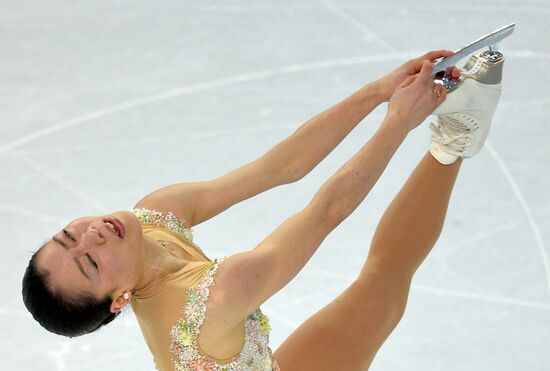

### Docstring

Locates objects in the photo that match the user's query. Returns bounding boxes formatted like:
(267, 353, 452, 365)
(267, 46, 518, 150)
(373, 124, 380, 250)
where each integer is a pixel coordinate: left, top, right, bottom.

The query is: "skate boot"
(429, 50, 504, 165)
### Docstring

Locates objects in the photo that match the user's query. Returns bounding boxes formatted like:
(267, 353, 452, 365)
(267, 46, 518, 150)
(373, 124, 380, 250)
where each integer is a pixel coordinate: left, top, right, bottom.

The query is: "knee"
(353, 268, 413, 328)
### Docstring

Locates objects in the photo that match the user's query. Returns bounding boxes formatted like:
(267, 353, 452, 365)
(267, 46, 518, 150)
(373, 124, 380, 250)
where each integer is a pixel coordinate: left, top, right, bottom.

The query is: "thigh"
(273, 269, 412, 371)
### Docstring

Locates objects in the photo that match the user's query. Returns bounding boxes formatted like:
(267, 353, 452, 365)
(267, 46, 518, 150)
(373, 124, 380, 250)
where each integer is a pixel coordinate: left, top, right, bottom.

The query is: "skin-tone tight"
(274, 153, 463, 371)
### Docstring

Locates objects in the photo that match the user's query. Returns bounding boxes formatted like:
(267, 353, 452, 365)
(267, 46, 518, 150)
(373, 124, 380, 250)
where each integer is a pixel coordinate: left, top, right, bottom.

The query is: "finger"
(420, 49, 454, 62)
(434, 84, 447, 107)
(399, 74, 417, 88)
(451, 67, 462, 78)
(416, 60, 434, 84)
(409, 50, 454, 75)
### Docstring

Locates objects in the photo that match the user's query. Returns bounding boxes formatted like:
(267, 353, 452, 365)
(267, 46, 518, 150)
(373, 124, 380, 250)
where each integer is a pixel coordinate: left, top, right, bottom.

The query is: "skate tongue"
(429, 143, 459, 165)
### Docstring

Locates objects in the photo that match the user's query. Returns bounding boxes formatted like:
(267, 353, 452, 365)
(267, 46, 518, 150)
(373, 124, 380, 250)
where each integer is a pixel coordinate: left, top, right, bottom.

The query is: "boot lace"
(429, 115, 475, 156)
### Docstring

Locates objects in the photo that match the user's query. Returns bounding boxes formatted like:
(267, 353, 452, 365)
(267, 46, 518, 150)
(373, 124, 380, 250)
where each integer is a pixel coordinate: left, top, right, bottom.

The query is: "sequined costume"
(131, 208, 280, 371)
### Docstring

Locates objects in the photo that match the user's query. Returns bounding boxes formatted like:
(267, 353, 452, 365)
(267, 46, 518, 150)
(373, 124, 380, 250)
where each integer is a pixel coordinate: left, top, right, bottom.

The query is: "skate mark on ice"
(0, 50, 546, 158)
(442, 218, 522, 257)
(317, 0, 398, 53)
(485, 140, 550, 296)
(0, 136, 186, 160)
(334, 3, 550, 16)
(2, 122, 294, 160)
(507, 50, 550, 60)
(412, 285, 550, 310)
(48, 340, 72, 371)
(18, 156, 108, 214)
(0, 53, 407, 157)
(0, 204, 66, 225)
(500, 97, 550, 109)
(14, 49, 545, 157)
(439, 215, 546, 295)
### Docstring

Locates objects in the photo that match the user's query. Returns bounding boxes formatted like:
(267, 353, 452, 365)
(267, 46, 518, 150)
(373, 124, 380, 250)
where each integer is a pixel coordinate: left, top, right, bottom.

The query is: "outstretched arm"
(134, 82, 384, 226)
(270, 81, 383, 182)
(210, 60, 447, 326)
(135, 50, 455, 228)
(280, 49, 455, 181)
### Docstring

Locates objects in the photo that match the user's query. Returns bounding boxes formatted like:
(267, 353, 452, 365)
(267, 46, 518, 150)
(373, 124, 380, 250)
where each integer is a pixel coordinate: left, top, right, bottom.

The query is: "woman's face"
(35, 210, 145, 302)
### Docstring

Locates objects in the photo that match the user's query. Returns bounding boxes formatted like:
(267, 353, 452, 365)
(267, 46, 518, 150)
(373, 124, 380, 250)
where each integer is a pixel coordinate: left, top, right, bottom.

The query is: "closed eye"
(63, 229, 75, 241)
(86, 254, 98, 270)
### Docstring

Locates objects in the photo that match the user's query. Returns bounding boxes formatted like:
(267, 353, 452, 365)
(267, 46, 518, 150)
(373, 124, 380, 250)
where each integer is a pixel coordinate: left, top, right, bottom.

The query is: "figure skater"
(22, 48, 503, 370)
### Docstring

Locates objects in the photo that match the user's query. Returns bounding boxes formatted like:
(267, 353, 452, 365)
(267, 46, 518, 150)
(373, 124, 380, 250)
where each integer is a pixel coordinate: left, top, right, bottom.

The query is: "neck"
(132, 235, 169, 294)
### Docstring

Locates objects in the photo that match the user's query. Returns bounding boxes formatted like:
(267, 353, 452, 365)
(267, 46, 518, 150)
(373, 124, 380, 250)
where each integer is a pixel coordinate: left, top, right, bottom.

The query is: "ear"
(109, 292, 130, 313)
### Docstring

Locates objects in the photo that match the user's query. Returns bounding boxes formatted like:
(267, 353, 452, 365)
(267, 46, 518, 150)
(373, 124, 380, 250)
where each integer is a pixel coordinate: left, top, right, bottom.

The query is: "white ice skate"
(429, 50, 504, 165)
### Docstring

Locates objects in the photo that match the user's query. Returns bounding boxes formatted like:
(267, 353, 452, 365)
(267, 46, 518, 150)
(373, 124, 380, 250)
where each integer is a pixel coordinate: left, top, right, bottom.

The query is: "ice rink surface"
(2, 0, 549, 370)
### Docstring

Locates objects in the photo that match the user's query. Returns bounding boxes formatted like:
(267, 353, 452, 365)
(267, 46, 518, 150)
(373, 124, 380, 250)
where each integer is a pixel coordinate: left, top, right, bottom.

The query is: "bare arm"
(135, 51, 456, 227)
(274, 82, 383, 182)
(213, 116, 408, 321)
(212, 60, 445, 325)
(134, 82, 384, 226)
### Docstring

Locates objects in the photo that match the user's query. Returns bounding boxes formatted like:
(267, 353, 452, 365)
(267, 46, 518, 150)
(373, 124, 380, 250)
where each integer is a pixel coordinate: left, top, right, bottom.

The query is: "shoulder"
(131, 206, 195, 240)
(133, 185, 197, 229)
(132, 201, 192, 230)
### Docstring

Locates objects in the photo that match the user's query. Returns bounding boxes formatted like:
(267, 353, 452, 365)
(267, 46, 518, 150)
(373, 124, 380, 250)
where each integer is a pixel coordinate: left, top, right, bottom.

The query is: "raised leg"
(274, 152, 462, 371)
(362, 151, 462, 278)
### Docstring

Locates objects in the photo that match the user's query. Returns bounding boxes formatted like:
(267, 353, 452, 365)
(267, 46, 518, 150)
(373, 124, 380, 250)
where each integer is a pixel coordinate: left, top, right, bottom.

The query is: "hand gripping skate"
(429, 24, 518, 164)
(429, 50, 504, 165)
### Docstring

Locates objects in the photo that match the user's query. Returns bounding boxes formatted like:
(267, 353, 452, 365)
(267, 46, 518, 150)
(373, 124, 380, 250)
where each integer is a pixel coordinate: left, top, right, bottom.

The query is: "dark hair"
(22, 249, 120, 338)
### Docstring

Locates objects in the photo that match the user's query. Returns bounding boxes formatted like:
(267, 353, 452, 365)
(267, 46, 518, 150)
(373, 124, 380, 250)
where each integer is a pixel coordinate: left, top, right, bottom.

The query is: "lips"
(104, 217, 125, 239)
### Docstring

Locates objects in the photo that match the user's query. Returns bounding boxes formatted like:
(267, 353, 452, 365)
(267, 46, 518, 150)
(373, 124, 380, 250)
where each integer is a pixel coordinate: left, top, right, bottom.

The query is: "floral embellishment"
(245, 319, 259, 337)
(173, 320, 194, 347)
(258, 313, 271, 336)
(196, 281, 209, 297)
(170, 341, 182, 355)
(132, 207, 202, 252)
(187, 290, 200, 305)
(247, 311, 259, 321)
(189, 358, 216, 371)
(169, 257, 278, 370)
(132, 207, 191, 235)
(260, 355, 273, 370)
(179, 331, 193, 347)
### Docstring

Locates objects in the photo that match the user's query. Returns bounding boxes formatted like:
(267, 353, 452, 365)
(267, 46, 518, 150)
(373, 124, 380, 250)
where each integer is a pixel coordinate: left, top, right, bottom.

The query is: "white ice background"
(1, 0, 549, 370)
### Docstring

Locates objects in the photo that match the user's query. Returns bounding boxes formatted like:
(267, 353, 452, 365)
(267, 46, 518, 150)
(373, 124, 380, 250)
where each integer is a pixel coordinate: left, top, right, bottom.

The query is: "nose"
(80, 225, 106, 247)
